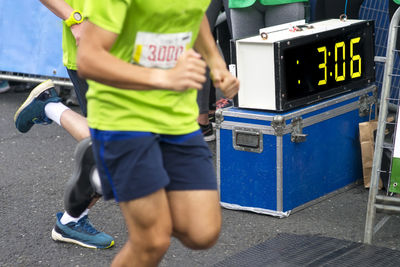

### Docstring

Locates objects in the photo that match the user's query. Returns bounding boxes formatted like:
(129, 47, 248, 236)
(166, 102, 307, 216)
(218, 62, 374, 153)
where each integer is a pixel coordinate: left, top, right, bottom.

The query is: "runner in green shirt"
(77, 0, 239, 265)
(14, 0, 114, 249)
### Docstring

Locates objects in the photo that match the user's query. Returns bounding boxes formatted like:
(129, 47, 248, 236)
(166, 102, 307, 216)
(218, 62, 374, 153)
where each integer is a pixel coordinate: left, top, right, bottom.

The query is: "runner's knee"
(179, 223, 221, 250)
(130, 230, 171, 260)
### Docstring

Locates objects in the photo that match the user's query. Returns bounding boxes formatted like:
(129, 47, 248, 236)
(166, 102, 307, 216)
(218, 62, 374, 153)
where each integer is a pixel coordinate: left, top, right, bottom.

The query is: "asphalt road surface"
(1, 88, 400, 267)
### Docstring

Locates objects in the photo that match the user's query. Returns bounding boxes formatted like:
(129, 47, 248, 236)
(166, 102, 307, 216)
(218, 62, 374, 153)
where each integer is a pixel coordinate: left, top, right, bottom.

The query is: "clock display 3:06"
(317, 37, 362, 86)
(283, 28, 371, 102)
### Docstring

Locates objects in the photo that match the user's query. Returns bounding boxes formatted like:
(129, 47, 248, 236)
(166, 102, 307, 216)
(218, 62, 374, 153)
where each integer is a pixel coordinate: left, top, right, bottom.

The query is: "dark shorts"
(66, 68, 88, 117)
(90, 129, 217, 202)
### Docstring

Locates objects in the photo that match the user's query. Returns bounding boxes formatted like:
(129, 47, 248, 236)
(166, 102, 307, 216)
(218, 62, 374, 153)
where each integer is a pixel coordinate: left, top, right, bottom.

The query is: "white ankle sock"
(44, 102, 70, 126)
(60, 209, 89, 225)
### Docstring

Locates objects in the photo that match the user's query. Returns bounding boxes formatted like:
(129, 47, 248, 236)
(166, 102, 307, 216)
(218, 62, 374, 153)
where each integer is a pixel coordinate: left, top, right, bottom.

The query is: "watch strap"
(65, 10, 83, 27)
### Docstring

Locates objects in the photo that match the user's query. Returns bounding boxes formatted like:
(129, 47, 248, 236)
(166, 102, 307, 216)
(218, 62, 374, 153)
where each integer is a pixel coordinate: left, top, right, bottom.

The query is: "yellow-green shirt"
(62, 0, 85, 70)
(84, 0, 210, 134)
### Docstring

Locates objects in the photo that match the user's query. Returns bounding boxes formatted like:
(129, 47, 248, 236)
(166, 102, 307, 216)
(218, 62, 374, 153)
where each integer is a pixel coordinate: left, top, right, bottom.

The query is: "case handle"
(233, 127, 263, 153)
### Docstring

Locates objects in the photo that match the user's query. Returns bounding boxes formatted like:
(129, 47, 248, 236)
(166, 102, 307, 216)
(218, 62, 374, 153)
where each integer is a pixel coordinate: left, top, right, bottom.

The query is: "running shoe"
(52, 212, 114, 249)
(64, 137, 100, 218)
(14, 80, 61, 133)
(200, 123, 215, 142)
(216, 98, 233, 109)
(0, 80, 10, 93)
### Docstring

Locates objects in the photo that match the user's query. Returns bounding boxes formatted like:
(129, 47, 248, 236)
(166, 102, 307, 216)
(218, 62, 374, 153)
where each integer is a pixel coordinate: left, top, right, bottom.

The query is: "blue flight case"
(216, 85, 377, 218)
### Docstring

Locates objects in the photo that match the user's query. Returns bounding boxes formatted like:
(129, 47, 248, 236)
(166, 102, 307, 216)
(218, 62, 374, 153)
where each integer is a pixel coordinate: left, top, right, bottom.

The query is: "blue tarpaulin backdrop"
(0, 0, 67, 78)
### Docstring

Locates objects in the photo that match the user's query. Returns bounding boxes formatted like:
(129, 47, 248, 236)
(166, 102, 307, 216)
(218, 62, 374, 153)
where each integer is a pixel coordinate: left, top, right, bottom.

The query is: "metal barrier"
(360, 0, 400, 101)
(0, 71, 72, 87)
(364, 6, 400, 244)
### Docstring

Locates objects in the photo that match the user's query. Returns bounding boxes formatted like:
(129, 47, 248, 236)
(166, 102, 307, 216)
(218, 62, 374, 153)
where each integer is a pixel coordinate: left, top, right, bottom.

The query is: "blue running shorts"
(90, 129, 217, 202)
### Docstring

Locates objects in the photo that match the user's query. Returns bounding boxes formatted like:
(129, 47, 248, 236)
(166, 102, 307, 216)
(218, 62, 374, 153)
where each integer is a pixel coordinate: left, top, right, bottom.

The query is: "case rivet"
(260, 32, 268, 40)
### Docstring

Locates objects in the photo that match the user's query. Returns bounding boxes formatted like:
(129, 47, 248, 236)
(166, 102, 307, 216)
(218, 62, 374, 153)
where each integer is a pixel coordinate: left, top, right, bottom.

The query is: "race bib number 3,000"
(131, 32, 192, 69)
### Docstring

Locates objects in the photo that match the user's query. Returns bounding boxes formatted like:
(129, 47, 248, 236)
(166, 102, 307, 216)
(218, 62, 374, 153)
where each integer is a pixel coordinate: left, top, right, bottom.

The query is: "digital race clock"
(235, 19, 375, 111)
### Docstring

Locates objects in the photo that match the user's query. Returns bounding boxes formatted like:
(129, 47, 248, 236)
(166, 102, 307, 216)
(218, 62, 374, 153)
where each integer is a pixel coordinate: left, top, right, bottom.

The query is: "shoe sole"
(201, 123, 216, 142)
(203, 134, 216, 142)
(13, 79, 54, 122)
(51, 228, 114, 249)
(0, 85, 11, 93)
(64, 137, 97, 218)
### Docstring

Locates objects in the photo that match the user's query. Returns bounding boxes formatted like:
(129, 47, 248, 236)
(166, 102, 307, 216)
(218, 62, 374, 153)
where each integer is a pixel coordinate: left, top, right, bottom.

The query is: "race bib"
(131, 32, 192, 69)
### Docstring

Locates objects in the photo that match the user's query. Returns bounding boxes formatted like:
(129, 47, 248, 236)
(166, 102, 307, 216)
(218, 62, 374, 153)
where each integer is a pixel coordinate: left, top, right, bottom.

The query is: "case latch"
(359, 89, 377, 117)
(291, 117, 307, 143)
(233, 127, 263, 153)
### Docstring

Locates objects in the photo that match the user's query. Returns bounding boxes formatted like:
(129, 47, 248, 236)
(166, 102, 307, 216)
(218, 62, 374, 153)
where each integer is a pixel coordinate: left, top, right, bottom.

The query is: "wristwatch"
(65, 10, 83, 27)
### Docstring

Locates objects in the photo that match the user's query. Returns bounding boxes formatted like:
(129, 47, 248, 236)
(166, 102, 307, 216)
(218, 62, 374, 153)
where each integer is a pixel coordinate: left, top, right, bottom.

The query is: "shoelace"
(38, 90, 53, 101)
(74, 216, 99, 235)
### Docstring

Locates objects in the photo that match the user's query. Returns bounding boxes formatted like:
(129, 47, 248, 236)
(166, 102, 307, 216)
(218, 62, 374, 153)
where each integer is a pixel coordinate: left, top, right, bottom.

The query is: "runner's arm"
(39, 0, 83, 45)
(39, 0, 74, 20)
(194, 15, 239, 99)
(77, 21, 206, 91)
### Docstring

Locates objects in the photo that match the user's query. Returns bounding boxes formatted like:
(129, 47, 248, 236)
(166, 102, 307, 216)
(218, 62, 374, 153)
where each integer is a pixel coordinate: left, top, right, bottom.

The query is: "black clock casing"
(275, 20, 375, 111)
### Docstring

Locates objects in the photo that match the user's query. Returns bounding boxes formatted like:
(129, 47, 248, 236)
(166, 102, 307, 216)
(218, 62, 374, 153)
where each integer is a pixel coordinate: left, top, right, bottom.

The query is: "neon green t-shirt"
(229, 0, 307, 9)
(84, 0, 210, 134)
(62, 0, 84, 70)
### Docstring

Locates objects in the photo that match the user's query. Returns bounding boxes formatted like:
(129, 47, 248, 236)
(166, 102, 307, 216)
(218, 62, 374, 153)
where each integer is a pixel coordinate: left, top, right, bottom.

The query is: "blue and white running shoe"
(52, 212, 114, 249)
(14, 80, 61, 133)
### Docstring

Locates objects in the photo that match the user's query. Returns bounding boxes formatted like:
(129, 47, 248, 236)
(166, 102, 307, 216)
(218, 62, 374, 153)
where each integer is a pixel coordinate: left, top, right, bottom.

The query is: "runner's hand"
(71, 23, 84, 46)
(166, 49, 207, 91)
(211, 67, 239, 99)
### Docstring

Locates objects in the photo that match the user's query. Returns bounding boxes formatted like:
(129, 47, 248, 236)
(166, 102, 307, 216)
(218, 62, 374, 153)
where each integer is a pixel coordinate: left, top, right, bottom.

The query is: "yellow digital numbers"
(317, 46, 327, 86)
(350, 37, 362, 78)
(335, 41, 346, 82)
(317, 37, 362, 86)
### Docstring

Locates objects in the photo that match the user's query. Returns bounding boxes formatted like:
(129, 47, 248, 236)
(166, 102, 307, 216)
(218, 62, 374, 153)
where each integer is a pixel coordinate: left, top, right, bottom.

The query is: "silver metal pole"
(276, 136, 283, 212)
(0, 73, 73, 88)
